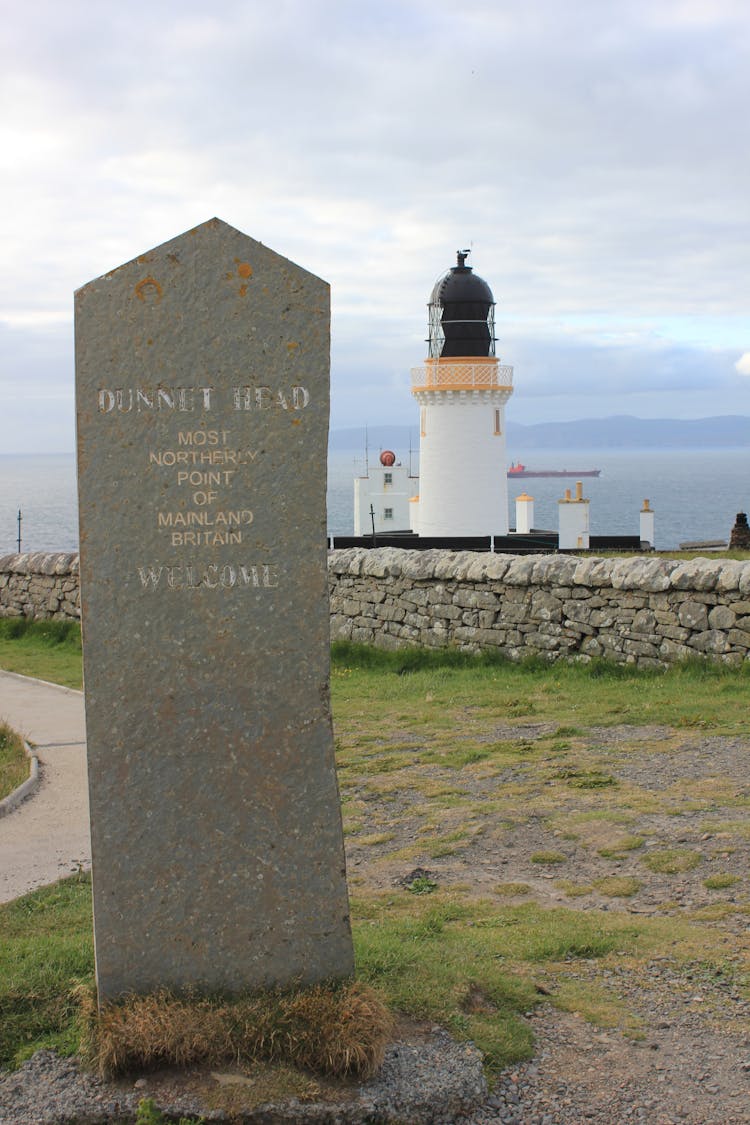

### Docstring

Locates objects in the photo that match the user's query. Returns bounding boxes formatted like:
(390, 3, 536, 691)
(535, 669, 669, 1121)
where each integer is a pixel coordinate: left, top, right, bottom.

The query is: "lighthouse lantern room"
(411, 251, 513, 536)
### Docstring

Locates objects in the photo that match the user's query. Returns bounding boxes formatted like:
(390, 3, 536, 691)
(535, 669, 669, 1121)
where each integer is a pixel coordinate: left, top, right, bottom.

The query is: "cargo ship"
(508, 462, 601, 479)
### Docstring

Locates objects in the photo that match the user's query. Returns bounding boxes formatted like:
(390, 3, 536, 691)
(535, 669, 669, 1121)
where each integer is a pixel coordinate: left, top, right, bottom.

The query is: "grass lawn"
(0, 721, 29, 801)
(0, 629, 749, 1078)
(0, 618, 82, 690)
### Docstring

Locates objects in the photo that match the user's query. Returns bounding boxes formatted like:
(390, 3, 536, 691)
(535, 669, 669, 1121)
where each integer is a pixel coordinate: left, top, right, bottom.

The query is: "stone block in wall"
(379, 603, 406, 623)
(363, 549, 405, 578)
(589, 609, 615, 628)
(391, 623, 421, 642)
(471, 628, 504, 647)
(708, 605, 736, 630)
(564, 618, 595, 636)
(550, 586, 573, 600)
(659, 624, 691, 642)
(503, 557, 537, 586)
(632, 608, 658, 633)
(563, 600, 592, 624)
(573, 558, 615, 588)
(727, 629, 750, 649)
(531, 590, 562, 622)
(351, 626, 375, 643)
(688, 630, 730, 654)
(431, 603, 462, 621)
(670, 559, 724, 591)
(328, 549, 363, 576)
(478, 609, 497, 629)
(599, 634, 624, 652)
(613, 610, 635, 625)
(440, 552, 479, 581)
(531, 555, 578, 587)
(393, 551, 434, 580)
(340, 598, 363, 618)
(524, 631, 567, 652)
(623, 638, 660, 658)
(497, 602, 529, 625)
(354, 614, 380, 631)
(581, 637, 602, 656)
(715, 561, 746, 592)
(678, 601, 709, 631)
(402, 587, 431, 607)
(452, 625, 478, 643)
(496, 586, 527, 603)
(610, 557, 675, 592)
(616, 593, 647, 609)
(452, 587, 499, 609)
(659, 637, 695, 660)
(358, 588, 386, 605)
(465, 554, 511, 582)
(653, 609, 679, 626)
(420, 628, 450, 647)
(330, 614, 353, 639)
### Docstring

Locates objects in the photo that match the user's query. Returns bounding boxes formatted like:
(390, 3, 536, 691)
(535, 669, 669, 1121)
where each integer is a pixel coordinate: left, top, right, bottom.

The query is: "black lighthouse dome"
(428, 250, 496, 359)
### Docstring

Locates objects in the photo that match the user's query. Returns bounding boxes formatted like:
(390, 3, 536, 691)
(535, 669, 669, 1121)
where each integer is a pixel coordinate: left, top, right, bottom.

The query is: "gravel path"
(0, 671, 90, 903)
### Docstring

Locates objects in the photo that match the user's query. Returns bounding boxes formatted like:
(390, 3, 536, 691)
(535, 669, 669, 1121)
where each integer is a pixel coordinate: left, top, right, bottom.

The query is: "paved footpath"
(0, 670, 90, 904)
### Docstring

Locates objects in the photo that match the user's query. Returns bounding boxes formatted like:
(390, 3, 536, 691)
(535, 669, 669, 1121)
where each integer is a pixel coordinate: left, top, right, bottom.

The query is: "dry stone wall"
(329, 548, 750, 667)
(3, 549, 750, 667)
(0, 554, 80, 621)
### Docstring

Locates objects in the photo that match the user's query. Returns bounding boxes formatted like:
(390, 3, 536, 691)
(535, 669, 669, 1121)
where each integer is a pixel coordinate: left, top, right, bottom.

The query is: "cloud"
(2, 0, 750, 450)
(735, 353, 750, 376)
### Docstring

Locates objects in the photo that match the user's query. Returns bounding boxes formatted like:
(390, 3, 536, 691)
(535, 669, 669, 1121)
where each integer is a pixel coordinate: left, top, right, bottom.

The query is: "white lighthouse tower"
(411, 251, 514, 536)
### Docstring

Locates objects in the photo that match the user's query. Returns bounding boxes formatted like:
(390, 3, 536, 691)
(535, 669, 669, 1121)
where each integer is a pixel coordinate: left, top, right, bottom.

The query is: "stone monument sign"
(75, 218, 353, 999)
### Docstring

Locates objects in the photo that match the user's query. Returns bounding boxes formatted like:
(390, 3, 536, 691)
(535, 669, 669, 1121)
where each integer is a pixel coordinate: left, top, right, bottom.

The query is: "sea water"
(1, 447, 748, 554)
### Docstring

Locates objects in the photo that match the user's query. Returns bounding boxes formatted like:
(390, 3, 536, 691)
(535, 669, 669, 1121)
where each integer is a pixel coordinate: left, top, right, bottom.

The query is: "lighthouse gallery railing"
(411, 363, 514, 390)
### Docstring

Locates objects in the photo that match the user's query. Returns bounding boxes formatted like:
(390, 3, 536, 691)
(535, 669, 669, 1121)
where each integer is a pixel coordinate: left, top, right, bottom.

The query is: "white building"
(353, 450, 417, 535)
(410, 251, 514, 536)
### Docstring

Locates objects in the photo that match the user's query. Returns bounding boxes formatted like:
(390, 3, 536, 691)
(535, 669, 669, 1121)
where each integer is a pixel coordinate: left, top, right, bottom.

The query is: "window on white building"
(384, 507, 394, 520)
(384, 472, 393, 485)
(494, 408, 502, 435)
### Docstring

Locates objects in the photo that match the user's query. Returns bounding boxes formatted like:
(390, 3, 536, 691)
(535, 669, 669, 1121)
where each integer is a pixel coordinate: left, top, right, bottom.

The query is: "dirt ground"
(342, 722, 750, 1123)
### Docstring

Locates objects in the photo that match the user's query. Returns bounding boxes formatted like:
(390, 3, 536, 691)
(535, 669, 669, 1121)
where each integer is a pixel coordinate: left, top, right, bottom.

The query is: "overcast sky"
(2, 0, 750, 452)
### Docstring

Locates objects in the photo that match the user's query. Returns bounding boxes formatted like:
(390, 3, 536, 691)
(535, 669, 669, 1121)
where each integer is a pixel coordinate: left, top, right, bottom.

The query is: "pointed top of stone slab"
(77, 216, 326, 299)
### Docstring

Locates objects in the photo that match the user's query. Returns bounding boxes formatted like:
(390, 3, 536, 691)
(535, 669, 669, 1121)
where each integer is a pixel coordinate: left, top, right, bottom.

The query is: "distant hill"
(506, 415, 750, 450)
(330, 416, 750, 452)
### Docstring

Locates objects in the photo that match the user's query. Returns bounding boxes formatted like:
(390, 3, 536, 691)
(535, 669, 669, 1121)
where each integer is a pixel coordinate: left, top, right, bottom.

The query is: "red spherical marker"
(380, 450, 396, 466)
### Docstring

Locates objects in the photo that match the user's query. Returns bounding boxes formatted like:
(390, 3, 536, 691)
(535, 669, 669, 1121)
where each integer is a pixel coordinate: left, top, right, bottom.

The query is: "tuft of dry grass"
(78, 980, 392, 1080)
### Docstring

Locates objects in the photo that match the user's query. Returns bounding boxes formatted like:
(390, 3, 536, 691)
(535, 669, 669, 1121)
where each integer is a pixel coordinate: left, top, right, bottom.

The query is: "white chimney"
(515, 491, 535, 535)
(640, 499, 655, 548)
(558, 480, 590, 549)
